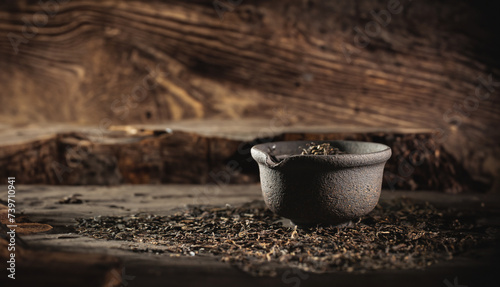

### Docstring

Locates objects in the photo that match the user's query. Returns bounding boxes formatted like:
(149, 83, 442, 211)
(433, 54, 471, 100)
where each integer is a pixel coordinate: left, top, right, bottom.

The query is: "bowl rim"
(251, 140, 392, 169)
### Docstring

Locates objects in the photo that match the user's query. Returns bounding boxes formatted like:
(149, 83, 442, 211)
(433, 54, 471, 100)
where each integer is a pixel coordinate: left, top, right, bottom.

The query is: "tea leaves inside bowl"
(300, 142, 347, 155)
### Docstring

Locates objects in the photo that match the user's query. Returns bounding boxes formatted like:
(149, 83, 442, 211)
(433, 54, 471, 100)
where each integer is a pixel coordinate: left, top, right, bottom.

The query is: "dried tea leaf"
(301, 143, 346, 155)
(76, 199, 498, 277)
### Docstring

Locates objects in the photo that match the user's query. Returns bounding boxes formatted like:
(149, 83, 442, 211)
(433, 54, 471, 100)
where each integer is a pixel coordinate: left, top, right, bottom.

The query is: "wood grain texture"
(0, 0, 499, 188)
(0, 238, 123, 287)
(0, 123, 484, 192)
(12, 185, 500, 287)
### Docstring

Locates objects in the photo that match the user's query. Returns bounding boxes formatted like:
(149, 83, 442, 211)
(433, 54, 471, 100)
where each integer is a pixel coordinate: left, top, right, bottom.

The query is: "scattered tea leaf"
(76, 199, 498, 276)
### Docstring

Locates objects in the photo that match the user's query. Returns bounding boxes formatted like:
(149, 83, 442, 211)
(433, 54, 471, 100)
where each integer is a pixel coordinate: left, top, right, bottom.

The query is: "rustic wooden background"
(0, 0, 499, 190)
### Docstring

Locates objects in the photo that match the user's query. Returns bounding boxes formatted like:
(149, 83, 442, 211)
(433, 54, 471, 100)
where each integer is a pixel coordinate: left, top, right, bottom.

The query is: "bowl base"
(291, 220, 355, 229)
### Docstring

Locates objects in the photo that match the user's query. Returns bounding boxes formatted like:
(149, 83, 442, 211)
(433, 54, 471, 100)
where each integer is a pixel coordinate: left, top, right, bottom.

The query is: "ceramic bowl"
(251, 140, 391, 226)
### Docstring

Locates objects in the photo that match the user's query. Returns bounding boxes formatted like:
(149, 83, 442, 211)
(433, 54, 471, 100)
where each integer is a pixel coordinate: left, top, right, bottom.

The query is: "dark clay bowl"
(251, 140, 391, 226)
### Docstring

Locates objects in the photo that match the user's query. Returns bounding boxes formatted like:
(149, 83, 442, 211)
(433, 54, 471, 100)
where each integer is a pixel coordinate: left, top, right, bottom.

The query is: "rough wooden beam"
(0, 123, 487, 192)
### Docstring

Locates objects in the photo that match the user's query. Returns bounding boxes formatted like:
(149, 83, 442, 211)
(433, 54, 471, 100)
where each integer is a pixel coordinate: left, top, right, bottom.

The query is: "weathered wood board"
(0, 123, 486, 192)
(1, 184, 499, 287)
(0, 237, 123, 287)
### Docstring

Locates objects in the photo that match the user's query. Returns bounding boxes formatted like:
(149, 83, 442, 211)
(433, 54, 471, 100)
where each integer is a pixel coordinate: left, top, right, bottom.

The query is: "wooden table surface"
(1, 185, 499, 287)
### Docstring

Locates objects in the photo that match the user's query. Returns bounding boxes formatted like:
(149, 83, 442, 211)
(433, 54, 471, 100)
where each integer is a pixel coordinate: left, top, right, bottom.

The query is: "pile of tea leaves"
(301, 142, 346, 155)
(76, 200, 498, 276)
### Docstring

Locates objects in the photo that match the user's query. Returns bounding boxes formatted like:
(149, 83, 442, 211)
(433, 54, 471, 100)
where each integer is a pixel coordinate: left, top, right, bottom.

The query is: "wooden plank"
(10, 184, 500, 287)
(0, 237, 123, 287)
(0, 123, 488, 192)
(1, 201, 122, 287)
(0, 1, 498, 130)
(14, 185, 500, 226)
